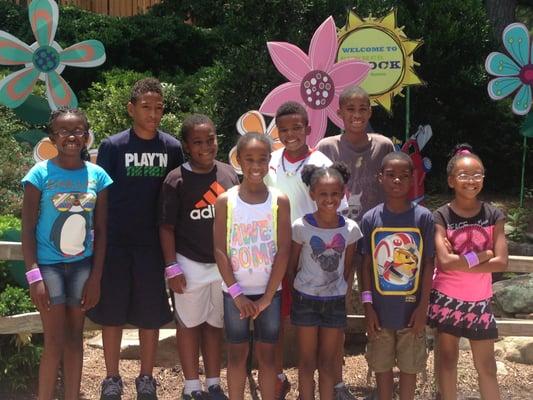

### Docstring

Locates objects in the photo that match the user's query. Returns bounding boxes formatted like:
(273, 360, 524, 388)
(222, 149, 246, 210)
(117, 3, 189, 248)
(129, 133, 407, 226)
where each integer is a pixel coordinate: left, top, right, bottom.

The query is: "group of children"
(21, 77, 508, 400)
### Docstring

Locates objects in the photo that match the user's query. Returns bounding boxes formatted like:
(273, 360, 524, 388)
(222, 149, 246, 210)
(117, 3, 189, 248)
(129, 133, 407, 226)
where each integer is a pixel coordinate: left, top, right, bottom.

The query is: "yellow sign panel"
(337, 9, 423, 111)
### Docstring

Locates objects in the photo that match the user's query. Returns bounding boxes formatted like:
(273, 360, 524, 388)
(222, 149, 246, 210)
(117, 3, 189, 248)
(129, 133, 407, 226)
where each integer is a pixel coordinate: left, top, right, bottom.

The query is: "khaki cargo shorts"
(365, 328, 427, 374)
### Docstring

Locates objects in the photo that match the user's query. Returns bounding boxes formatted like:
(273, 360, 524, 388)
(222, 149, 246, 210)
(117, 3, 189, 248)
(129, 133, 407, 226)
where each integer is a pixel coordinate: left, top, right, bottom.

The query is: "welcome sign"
(337, 9, 423, 111)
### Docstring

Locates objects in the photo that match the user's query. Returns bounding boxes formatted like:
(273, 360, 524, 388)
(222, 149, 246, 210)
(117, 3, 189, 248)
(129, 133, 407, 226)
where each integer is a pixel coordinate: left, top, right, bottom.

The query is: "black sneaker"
(182, 390, 209, 400)
(207, 384, 228, 400)
(100, 376, 123, 400)
(135, 375, 158, 400)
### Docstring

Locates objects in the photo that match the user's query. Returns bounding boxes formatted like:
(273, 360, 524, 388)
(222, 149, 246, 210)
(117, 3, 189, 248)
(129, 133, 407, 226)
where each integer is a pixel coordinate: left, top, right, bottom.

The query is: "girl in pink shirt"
(428, 144, 508, 400)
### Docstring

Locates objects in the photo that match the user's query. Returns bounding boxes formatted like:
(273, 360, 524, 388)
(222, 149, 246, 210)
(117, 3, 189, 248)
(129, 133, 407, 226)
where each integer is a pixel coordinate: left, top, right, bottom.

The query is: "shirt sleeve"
(433, 208, 446, 227)
(292, 219, 304, 244)
(490, 204, 505, 223)
(359, 215, 372, 255)
(96, 139, 115, 178)
(346, 220, 363, 245)
(420, 210, 435, 258)
(158, 170, 181, 226)
(21, 163, 45, 191)
(94, 166, 113, 192)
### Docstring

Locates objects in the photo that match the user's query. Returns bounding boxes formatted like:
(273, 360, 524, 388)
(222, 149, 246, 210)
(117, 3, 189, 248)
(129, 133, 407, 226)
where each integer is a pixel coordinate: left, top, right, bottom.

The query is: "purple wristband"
(25, 268, 43, 285)
(228, 282, 243, 299)
(464, 251, 480, 268)
(165, 263, 183, 279)
(361, 290, 373, 304)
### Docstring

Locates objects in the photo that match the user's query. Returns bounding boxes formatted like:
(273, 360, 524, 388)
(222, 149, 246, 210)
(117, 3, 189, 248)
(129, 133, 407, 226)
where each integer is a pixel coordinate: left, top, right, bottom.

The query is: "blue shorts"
(291, 290, 346, 328)
(40, 257, 92, 307)
(223, 291, 281, 344)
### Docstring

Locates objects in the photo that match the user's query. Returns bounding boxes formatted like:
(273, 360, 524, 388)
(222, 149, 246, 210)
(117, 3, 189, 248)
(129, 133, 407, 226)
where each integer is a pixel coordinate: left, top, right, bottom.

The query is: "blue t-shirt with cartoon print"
(22, 160, 113, 265)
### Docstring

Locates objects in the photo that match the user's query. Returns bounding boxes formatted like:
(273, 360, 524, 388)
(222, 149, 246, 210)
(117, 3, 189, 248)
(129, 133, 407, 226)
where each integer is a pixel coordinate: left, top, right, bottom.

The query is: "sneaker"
(275, 376, 291, 400)
(183, 390, 209, 400)
(135, 375, 158, 400)
(334, 384, 356, 400)
(100, 376, 123, 400)
(207, 384, 228, 400)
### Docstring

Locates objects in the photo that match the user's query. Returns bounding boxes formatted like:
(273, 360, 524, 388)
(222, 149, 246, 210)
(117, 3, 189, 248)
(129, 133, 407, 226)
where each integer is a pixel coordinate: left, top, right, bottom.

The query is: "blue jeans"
(223, 291, 281, 344)
(291, 290, 347, 328)
(40, 257, 92, 306)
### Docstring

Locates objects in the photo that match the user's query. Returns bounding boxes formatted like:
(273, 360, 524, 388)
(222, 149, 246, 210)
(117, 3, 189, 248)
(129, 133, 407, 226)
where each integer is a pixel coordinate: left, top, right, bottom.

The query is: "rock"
(458, 337, 471, 351)
(496, 361, 508, 375)
(492, 273, 533, 315)
(494, 336, 533, 365)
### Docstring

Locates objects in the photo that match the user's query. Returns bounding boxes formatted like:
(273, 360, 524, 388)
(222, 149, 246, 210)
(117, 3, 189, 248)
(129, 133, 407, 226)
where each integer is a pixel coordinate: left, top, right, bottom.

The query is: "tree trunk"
(485, 0, 517, 41)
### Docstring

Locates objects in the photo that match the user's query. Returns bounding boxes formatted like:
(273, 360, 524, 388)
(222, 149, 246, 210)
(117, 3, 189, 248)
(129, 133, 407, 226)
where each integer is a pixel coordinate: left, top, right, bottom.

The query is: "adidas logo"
(190, 182, 225, 220)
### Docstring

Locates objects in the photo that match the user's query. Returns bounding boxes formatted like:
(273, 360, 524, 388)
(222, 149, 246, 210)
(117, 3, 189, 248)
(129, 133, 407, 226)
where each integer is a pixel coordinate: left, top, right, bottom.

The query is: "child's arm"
(361, 254, 381, 337)
(81, 188, 108, 311)
(435, 224, 493, 272)
(254, 194, 291, 316)
(464, 220, 508, 273)
(408, 256, 434, 334)
(159, 224, 187, 294)
(286, 240, 302, 288)
(213, 193, 257, 318)
(21, 184, 49, 312)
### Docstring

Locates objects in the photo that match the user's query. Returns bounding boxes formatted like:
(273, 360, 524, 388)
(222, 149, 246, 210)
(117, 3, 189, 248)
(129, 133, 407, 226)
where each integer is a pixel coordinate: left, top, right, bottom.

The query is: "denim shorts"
(223, 291, 281, 344)
(40, 257, 92, 306)
(291, 290, 346, 328)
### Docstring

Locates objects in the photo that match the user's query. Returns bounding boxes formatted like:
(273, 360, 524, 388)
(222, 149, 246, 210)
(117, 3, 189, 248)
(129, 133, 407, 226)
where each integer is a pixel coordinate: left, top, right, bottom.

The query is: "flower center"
(32, 46, 60, 73)
(300, 70, 335, 110)
(519, 64, 533, 85)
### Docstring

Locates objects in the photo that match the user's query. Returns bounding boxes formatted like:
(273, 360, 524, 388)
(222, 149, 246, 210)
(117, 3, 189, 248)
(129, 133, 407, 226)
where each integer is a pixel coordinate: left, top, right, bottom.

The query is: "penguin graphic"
(50, 192, 96, 256)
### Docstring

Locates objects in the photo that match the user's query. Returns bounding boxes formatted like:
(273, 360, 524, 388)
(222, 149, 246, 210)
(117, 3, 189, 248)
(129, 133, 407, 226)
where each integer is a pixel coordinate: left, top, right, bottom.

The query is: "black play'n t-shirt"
(97, 129, 184, 246)
(158, 161, 239, 263)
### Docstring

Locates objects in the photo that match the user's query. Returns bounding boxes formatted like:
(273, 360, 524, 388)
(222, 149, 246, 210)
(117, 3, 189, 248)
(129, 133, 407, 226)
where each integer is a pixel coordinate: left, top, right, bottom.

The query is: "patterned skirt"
(427, 289, 498, 340)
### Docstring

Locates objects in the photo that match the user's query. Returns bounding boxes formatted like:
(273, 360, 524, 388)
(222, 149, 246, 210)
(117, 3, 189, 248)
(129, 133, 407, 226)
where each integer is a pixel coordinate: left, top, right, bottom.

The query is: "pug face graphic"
(310, 233, 346, 272)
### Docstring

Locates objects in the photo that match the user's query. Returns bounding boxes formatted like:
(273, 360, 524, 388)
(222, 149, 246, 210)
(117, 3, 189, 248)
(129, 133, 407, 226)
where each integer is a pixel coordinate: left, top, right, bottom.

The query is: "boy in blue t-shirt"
(360, 152, 434, 400)
(87, 78, 184, 400)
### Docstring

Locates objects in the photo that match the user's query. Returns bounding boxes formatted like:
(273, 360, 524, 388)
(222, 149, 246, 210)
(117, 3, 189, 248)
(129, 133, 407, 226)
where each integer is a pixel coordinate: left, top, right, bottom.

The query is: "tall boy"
(87, 78, 184, 400)
(360, 152, 434, 400)
(317, 85, 393, 399)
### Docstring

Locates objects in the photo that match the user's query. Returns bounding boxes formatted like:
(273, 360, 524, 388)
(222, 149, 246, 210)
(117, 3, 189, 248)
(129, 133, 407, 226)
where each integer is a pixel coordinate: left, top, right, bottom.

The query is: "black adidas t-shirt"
(158, 161, 239, 263)
(97, 129, 184, 246)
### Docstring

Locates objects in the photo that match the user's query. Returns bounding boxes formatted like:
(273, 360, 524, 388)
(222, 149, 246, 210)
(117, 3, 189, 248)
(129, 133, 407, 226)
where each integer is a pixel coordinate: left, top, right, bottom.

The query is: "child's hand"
(408, 305, 427, 335)
(81, 275, 101, 311)
(29, 280, 50, 312)
(363, 304, 381, 338)
(168, 274, 187, 294)
(252, 296, 272, 319)
(443, 238, 454, 254)
(234, 295, 257, 319)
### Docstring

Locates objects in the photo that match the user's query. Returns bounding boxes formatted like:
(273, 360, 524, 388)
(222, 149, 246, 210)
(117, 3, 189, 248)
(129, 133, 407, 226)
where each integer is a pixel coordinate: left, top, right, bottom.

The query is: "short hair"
(275, 101, 309, 125)
(48, 107, 90, 161)
(446, 143, 484, 176)
(181, 114, 215, 142)
(380, 151, 414, 172)
(339, 85, 370, 107)
(301, 162, 350, 190)
(130, 77, 163, 103)
(236, 132, 272, 157)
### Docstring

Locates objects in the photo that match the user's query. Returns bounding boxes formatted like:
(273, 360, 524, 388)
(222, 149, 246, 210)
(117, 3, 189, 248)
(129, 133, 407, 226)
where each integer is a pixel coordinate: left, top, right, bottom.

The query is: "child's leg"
(396, 328, 427, 400)
(470, 339, 500, 400)
(62, 306, 86, 400)
(201, 323, 223, 381)
(139, 328, 159, 376)
(102, 326, 123, 377)
(317, 327, 344, 400)
(436, 332, 460, 400)
(375, 371, 394, 400)
(177, 325, 201, 380)
(39, 304, 66, 400)
(398, 372, 416, 400)
(365, 329, 395, 400)
(227, 343, 249, 400)
(256, 341, 278, 400)
(297, 326, 318, 400)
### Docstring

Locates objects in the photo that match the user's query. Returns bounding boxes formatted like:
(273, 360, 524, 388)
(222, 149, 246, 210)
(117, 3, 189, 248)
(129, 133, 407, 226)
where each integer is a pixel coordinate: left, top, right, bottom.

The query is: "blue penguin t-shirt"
(22, 160, 113, 265)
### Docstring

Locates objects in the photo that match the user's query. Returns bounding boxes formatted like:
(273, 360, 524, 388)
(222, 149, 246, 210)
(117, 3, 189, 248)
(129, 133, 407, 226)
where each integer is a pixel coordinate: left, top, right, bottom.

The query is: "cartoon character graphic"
(341, 191, 362, 221)
(310, 233, 346, 272)
(50, 192, 95, 256)
(372, 229, 421, 295)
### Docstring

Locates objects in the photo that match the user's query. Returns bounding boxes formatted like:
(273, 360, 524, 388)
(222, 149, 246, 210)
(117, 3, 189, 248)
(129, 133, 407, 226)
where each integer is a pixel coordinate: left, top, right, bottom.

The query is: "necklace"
(281, 149, 308, 177)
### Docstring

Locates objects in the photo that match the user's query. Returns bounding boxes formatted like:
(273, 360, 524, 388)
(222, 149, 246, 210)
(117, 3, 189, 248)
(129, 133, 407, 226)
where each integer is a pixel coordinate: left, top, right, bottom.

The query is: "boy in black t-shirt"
(159, 114, 238, 400)
(87, 78, 184, 400)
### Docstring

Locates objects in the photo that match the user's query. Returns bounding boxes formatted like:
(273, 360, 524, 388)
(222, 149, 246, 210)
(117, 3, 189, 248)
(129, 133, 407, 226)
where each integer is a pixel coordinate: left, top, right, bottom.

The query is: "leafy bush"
(0, 285, 35, 317)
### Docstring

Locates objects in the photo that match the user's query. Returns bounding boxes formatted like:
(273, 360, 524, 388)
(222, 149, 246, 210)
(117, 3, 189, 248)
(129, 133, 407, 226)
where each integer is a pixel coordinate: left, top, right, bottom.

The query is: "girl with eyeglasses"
(427, 144, 508, 400)
(21, 108, 112, 400)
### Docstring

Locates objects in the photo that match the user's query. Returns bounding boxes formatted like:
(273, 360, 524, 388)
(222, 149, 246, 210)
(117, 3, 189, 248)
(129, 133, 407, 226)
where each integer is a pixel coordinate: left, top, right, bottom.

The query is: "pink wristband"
(165, 263, 183, 279)
(361, 290, 373, 304)
(25, 268, 43, 285)
(464, 251, 480, 268)
(228, 282, 243, 299)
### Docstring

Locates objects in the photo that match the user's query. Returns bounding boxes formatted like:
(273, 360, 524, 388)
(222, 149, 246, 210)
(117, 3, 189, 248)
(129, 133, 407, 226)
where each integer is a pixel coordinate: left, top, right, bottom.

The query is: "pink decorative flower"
(260, 16, 370, 147)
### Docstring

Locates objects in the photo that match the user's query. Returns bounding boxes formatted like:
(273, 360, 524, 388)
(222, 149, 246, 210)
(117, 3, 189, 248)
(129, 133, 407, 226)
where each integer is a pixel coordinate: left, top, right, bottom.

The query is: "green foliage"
(0, 285, 34, 317)
(506, 206, 533, 242)
(0, 334, 41, 393)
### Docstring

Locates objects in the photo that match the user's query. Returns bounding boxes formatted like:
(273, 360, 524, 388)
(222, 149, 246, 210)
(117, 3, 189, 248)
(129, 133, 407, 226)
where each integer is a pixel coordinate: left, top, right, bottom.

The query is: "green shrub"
(0, 285, 34, 317)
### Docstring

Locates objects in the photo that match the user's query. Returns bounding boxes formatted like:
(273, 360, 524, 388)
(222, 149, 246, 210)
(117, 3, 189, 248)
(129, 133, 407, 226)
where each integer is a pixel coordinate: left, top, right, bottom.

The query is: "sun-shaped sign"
(337, 9, 423, 112)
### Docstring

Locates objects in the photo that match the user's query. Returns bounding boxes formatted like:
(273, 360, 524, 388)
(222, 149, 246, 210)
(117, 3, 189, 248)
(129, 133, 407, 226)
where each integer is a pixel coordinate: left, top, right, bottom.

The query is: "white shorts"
(173, 254, 223, 329)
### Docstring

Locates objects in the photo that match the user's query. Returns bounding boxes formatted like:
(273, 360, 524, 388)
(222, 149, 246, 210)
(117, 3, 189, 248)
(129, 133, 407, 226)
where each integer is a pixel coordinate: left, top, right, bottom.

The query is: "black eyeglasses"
(53, 129, 88, 137)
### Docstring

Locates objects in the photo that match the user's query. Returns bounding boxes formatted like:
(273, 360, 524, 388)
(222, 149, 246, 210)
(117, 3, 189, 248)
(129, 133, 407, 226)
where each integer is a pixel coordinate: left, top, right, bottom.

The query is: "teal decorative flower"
(486, 23, 533, 115)
(0, 0, 105, 110)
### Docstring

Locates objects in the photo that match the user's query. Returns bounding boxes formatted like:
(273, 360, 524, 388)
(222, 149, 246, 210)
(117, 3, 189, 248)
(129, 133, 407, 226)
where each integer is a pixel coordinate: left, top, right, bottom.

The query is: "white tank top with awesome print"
(224, 186, 281, 295)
